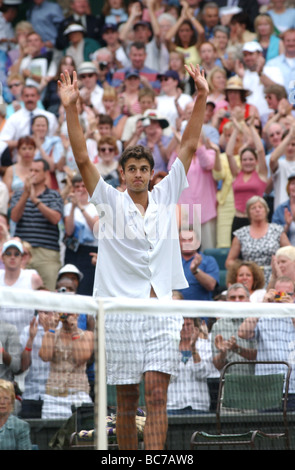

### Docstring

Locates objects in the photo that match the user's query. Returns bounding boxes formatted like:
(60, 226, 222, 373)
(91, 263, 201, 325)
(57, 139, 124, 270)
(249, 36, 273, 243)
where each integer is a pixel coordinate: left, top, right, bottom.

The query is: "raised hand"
(184, 63, 209, 95)
(58, 70, 80, 108)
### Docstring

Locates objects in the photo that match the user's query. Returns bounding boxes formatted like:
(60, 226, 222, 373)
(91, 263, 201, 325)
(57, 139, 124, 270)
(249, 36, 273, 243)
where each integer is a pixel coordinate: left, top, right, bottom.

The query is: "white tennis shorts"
(105, 313, 183, 385)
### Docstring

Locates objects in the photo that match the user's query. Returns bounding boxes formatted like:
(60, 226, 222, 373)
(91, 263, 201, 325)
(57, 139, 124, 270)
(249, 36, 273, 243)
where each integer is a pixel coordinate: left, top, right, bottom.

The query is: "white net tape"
(1, 287, 295, 449)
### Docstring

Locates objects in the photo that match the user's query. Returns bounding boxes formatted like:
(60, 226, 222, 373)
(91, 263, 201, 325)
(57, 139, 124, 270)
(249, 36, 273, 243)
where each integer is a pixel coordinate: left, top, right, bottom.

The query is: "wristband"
(72, 335, 80, 340)
(193, 268, 200, 275)
(49, 329, 55, 334)
(25, 347, 32, 352)
(35, 200, 41, 207)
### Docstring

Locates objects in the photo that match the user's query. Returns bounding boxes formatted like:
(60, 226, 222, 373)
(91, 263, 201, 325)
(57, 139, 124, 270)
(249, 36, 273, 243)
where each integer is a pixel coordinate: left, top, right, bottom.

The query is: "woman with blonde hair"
(0, 379, 32, 450)
(207, 66, 227, 105)
(102, 86, 128, 140)
(254, 13, 284, 62)
(269, 245, 295, 288)
(168, 50, 195, 95)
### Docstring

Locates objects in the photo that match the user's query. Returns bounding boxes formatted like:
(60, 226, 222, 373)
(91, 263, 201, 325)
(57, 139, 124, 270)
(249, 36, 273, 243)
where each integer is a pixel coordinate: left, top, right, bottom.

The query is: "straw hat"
(225, 75, 251, 96)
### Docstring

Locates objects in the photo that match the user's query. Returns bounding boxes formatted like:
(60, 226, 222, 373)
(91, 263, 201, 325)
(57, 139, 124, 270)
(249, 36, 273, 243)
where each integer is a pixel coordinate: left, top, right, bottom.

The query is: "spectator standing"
(225, 114, 268, 234)
(156, 70, 193, 131)
(236, 41, 271, 125)
(63, 173, 99, 296)
(39, 304, 94, 419)
(19, 305, 60, 419)
(0, 239, 43, 334)
(262, 28, 295, 94)
(170, 136, 219, 250)
(111, 41, 161, 92)
(201, 2, 220, 40)
(267, 0, 295, 35)
(121, 87, 156, 149)
(26, 0, 64, 48)
(225, 195, 290, 285)
(10, 159, 64, 291)
(272, 173, 295, 244)
(270, 124, 295, 210)
(166, 316, 215, 415)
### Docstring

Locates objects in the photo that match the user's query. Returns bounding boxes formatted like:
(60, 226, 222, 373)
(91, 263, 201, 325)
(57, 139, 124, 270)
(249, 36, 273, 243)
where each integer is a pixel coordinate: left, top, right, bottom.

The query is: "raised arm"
(58, 71, 100, 197)
(248, 118, 267, 180)
(177, 64, 209, 174)
(270, 123, 295, 174)
(225, 120, 242, 178)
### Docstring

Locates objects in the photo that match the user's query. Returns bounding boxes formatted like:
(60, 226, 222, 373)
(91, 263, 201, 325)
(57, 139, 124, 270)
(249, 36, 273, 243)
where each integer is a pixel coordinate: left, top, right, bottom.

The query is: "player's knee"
(117, 384, 140, 410)
(145, 386, 167, 409)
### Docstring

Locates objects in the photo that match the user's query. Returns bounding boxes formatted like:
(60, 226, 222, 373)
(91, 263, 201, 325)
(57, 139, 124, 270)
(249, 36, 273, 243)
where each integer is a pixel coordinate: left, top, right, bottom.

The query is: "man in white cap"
(235, 41, 271, 124)
(57, 263, 83, 292)
(77, 61, 105, 114)
(0, 239, 43, 334)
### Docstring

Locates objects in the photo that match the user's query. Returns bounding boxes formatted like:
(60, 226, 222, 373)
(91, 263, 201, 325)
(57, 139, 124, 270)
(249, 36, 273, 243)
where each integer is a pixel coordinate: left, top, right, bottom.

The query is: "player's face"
(121, 158, 153, 194)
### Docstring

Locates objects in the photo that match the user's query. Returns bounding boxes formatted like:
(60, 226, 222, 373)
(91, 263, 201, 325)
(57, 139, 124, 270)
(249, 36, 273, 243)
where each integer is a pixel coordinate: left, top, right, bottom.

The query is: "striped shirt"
(10, 187, 63, 251)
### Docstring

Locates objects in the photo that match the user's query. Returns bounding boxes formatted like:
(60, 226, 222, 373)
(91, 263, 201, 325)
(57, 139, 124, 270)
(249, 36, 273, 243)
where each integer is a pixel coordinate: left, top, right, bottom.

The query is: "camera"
(59, 312, 69, 322)
(274, 291, 287, 301)
(99, 61, 108, 71)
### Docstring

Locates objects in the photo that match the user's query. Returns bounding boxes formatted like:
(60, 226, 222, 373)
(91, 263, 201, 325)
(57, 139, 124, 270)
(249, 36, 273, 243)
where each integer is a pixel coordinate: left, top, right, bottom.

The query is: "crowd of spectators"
(2, 0, 295, 448)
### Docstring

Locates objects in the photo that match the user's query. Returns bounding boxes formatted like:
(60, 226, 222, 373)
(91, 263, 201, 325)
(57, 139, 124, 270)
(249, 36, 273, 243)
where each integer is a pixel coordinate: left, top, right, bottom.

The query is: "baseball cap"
(157, 70, 180, 84)
(140, 109, 169, 129)
(2, 240, 24, 255)
(102, 23, 118, 33)
(133, 21, 151, 30)
(242, 41, 263, 53)
(125, 69, 140, 79)
(57, 264, 84, 281)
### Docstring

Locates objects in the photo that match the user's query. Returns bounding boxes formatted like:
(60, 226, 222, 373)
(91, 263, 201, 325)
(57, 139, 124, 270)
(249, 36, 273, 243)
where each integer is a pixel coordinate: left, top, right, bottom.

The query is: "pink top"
(169, 146, 217, 225)
(232, 170, 267, 213)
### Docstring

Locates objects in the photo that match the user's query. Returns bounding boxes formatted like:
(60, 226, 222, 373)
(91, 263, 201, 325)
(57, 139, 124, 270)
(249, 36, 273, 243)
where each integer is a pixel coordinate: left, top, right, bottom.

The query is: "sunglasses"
(80, 73, 95, 78)
(269, 132, 282, 137)
(100, 147, 115, 153)
(4, 251, 21, 257)
(160, 77, 170, 82)
(8, 82, 22, 88)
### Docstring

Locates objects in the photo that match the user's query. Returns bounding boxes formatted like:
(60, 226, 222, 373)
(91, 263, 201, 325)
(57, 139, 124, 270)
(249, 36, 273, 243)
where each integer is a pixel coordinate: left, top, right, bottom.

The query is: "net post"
(94, 297, 108, 450)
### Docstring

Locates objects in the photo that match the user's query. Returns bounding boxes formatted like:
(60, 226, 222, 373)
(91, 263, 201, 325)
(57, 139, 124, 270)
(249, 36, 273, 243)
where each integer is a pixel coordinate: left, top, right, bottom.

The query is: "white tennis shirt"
(90, 157, 189, 299)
